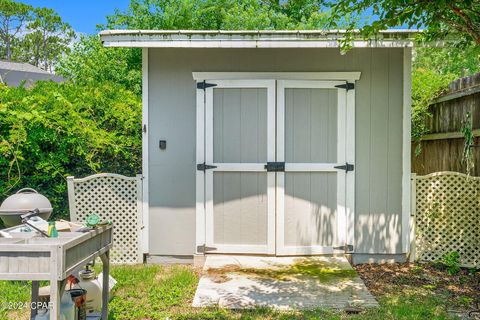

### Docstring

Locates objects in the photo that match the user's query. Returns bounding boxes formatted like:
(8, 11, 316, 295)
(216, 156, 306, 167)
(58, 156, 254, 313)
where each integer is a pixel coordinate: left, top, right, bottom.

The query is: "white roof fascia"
(99, 29, 431, 48)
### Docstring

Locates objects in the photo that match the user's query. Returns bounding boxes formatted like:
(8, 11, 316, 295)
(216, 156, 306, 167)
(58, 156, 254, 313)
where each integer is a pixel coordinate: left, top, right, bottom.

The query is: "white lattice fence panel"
(414, 172, 480, 267)
(67, 174, 143, 264)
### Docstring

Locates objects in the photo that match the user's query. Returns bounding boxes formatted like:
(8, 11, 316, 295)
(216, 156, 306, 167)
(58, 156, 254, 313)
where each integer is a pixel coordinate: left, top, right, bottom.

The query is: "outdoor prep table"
(0, 225, 112, 320)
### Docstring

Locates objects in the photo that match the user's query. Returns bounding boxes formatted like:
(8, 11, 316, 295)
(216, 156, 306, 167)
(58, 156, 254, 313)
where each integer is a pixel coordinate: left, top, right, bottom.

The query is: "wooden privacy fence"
(67, 173, 144, 264)
(412, 73, 480, 176)
(411, 172, 480, 267)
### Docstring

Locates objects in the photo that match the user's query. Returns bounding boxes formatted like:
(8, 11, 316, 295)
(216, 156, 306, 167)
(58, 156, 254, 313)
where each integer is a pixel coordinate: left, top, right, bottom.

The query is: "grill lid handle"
(16, 188, 38, 194)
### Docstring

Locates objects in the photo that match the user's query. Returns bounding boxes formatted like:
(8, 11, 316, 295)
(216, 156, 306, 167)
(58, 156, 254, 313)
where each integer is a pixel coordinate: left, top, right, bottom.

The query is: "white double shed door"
(195, 73, 357, 256)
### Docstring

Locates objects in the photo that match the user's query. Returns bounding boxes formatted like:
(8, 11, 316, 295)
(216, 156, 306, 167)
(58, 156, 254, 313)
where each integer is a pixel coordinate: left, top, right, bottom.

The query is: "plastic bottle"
(48, 221, 58, 238)
(60, 291, 75, 320)
(34, 308, 49, 320)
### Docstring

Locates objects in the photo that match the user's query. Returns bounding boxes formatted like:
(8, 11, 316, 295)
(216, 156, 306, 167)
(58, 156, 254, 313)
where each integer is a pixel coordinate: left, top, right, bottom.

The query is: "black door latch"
(265, 162, 285, 172)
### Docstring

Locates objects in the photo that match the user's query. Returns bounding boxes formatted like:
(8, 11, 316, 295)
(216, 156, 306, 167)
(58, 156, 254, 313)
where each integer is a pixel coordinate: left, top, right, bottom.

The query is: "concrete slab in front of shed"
(192, 255, 378, 310)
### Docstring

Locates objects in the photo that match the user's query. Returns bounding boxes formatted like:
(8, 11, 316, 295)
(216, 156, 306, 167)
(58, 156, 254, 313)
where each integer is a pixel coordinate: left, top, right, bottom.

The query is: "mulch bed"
(354, 263, 480, 316)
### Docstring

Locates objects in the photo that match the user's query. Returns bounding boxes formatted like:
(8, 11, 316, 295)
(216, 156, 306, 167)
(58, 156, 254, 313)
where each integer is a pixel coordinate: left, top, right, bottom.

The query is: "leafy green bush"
(56, 35, 142, 95)
(0, 80, 141, 220)
(411, 67, 454, 142)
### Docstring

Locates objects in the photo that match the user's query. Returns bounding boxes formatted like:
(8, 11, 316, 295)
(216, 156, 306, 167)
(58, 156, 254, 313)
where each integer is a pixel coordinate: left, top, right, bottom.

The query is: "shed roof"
(100, 29, 423, 48)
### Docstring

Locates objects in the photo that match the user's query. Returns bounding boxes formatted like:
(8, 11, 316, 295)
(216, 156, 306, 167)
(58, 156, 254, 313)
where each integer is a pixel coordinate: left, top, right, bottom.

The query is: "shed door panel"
(213, 172, 268, 245)
(204, 81, 276, 254)
(284, 172, 338, 247)
(276, 81, 347, 255)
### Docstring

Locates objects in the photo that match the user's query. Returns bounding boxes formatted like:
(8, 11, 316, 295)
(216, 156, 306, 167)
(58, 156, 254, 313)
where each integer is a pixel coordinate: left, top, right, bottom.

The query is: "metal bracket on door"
(334, 82, 355, 91)
(196, 245, 218, 253)
(265, 162, 285, 172)
(196, 81, 217, 90)
(333, 244, 354, 252)
(334, 162, 354, 172)
(197, 163, 218, 171)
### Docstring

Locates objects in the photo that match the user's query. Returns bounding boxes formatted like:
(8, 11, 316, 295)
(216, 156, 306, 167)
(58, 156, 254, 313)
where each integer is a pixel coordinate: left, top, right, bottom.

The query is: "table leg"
(49, 279, 66, 320)
(30, 281, 39, 320)
(100, 250, 110, 319)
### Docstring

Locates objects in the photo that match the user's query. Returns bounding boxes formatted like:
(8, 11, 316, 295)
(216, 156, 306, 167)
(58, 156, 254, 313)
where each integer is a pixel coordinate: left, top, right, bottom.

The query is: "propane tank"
(73, 266, 102, 314)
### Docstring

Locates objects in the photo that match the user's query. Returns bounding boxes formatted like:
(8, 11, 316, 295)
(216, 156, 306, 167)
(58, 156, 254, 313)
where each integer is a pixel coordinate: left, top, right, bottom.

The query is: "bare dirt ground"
(354, 263, 480, 319)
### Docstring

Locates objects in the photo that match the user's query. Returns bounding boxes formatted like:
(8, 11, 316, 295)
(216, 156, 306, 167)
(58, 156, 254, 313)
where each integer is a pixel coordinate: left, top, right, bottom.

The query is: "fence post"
(66, 176, 76, 221)
(136, 174, 145, 263)
(409, 173, 417, 263)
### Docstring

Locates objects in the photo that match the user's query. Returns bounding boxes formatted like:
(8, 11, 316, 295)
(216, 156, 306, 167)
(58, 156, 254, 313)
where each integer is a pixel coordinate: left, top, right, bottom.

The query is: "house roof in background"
(99, 29, 425, 48)
(0, 60, 51, 74)
(0, 60, 63, 87)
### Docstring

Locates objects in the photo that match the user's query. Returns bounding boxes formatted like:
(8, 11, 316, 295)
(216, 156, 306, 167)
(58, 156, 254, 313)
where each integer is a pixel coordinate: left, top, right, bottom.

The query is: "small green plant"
(441, 251, 461, 275)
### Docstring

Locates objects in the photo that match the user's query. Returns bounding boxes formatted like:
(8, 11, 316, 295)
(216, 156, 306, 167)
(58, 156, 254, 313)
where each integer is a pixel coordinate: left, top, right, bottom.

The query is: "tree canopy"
(0, 0, 31, 60)
(0, 0, 74, 71)
(102, 0, 333, 30)
(327, 0, 480, 46)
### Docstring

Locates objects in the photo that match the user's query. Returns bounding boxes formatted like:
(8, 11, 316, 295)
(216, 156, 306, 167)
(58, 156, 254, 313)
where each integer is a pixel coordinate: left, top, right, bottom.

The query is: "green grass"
(0, 264, 461, 320)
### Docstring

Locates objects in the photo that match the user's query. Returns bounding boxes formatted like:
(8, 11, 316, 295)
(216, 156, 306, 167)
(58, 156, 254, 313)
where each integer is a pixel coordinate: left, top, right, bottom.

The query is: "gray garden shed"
(100, 30, 414, 264)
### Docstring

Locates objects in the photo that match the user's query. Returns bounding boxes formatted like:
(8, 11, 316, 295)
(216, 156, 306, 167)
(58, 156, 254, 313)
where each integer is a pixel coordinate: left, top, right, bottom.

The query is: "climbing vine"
(461, 112, 475, 175)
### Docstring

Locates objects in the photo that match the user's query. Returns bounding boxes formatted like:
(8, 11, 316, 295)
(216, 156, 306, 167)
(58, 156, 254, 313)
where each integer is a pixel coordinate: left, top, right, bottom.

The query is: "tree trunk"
(5, 37, 11, 60)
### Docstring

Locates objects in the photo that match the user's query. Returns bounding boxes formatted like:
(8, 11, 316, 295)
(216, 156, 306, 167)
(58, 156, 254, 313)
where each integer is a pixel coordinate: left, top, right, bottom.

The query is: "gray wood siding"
(148, 48, 405, 255)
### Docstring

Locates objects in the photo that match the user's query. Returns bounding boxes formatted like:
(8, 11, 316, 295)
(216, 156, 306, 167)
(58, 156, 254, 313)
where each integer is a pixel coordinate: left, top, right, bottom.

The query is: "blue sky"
(20, 0, 131, 34)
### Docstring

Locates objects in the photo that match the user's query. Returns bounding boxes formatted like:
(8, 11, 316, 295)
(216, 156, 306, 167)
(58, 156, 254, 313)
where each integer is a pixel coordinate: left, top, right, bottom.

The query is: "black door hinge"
(333, 244, 354, 252)
(334, 162, 354, 172)
(196, 245, 217, 253)
(197, 80, 217, 90)
(334, 82, 355, 91)
(265, 162, 285, 172)
(197, 162, 217, 171)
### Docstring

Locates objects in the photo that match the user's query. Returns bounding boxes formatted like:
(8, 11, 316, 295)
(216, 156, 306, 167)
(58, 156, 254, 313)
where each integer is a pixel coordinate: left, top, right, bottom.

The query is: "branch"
(448, 2, 480, 43)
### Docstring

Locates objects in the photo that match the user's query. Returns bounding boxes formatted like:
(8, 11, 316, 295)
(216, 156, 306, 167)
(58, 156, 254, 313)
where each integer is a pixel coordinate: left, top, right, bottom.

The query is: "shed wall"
(148, 48, 404, 255)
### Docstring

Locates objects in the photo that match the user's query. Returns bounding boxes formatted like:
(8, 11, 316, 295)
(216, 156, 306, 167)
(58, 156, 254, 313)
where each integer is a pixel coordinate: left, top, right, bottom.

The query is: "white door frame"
(194, 72, 358, 256)
(197, 79, 276, 254)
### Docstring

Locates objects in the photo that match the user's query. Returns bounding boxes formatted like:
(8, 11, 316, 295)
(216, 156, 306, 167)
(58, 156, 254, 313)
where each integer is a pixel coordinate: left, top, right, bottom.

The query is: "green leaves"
(411, 45, 480, 143)
(0, 81, 141, 220)
(56, 35, 142, 96)
(102, 0, 332, 31)
(0, 0, 32, 60)
(327, 0, 480, 47)
(0, 1, 74, 71)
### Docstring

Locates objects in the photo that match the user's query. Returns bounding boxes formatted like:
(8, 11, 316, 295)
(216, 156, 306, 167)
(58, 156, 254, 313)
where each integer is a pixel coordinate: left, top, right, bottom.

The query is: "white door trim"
(194, 73, 359, 256)
(345, 84, 356, 251)
(275, 79, 355, 255)
(192, 72, 361, 82)
(402, 48, 412, 253)
(141, 48, 149, 255)
(201, 79, 276, 254)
